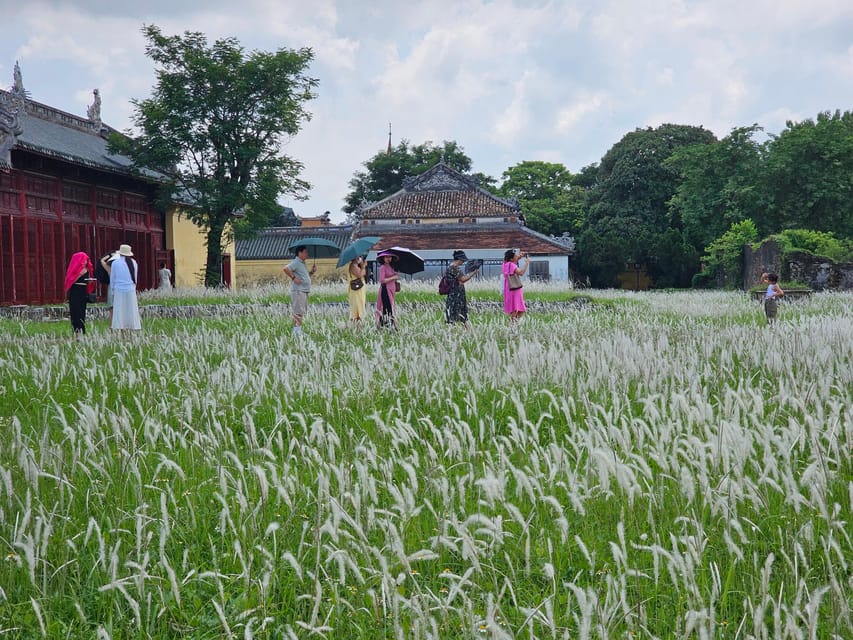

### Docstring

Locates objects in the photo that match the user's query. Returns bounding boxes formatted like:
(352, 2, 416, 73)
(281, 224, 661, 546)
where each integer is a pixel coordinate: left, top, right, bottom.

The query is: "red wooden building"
(1, 77, 166, 305)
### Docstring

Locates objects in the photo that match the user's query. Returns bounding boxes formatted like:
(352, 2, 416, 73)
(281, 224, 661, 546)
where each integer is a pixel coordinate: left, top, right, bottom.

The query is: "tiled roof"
(357, 222, 573, 255)
(3, 89, 162, 179)
(361, 161, 520, 220)
(236, 226, 355, 260)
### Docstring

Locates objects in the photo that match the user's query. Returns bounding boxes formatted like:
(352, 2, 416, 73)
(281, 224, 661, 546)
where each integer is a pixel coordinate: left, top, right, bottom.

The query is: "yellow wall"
(617, 268, 651, 291)
(238, 258, 343, 288)
(165, 209, 237, 288)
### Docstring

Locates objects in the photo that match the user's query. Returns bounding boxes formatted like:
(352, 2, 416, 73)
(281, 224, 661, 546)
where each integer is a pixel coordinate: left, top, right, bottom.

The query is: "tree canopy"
(497, 161, 585, 237)
(112, 25, 317, 286)
(577, 124, 717, 287)
(343, 140, 474, 219)
(666, 125, 770, 251)
(763, 110, 853, 238)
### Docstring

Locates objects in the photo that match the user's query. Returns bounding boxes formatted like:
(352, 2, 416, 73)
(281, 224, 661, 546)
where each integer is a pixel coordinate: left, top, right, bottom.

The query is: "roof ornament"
(87, 88, 101, 125)
(12, 61, 24, 94)
(1, 62, 26, 169)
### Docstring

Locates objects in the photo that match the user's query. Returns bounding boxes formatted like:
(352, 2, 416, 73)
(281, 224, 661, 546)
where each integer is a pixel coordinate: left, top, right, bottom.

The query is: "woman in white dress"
(158, 262, 172, 290)
(101, 244, 141, 331)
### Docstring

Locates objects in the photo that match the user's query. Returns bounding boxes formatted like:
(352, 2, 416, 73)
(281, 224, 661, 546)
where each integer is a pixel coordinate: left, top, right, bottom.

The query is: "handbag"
(394, 281, 401, 293)
(507, 273, 523, 290)
(349, 277, 364, 291)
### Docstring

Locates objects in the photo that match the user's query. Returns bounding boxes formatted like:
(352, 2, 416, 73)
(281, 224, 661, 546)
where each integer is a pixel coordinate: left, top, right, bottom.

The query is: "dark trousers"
(68, 286, 88, 334)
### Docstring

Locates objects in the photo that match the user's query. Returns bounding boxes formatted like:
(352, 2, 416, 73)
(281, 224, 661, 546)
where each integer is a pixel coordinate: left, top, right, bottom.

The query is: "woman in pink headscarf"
(65, 252, 95, 337)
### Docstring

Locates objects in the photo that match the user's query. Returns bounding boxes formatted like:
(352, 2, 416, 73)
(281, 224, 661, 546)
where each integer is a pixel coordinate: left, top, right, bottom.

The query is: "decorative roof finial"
(87, 88, 101, 125)
(12, 61, 23, 94)
(386, 122, 392, 155)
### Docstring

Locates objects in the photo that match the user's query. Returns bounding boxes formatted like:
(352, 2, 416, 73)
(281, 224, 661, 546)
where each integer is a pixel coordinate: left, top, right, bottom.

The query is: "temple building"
(356, 160, 574, 280)
(0, 63, 228, 305)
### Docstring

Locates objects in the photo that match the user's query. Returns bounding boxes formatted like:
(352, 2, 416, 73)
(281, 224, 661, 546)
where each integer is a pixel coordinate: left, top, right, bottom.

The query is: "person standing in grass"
(375, 251, 399, 330)
(444, 250, 478, 328)
(502, 248, 529, 329)
(64, 251, 95, 338)
(347, 256, 369, 329)
(283, 245, 316, 336)
(101, 244, 141, 331)
(763, 272, 784, 324)
(158, 261, 173, 290)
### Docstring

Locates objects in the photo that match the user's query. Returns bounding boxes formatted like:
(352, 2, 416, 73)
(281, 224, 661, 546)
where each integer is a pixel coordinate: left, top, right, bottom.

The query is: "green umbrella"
(336, 236, 381, 267)
(284, 237, 342, 260)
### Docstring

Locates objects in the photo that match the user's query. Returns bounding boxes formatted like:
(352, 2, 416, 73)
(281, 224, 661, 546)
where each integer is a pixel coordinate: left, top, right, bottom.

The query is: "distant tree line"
(343, 110, 853, 288)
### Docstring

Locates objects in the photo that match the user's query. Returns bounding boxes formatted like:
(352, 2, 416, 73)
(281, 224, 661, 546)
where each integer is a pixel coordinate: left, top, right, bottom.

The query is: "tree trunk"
(204, 218, 227, 287)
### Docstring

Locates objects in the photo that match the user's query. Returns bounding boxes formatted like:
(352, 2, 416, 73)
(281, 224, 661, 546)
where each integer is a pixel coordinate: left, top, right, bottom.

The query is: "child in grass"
(763, 272, 784, 324)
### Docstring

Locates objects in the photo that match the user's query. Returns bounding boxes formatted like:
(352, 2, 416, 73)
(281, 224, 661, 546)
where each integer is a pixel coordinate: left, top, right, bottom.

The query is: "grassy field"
(0, 284, 850, 639)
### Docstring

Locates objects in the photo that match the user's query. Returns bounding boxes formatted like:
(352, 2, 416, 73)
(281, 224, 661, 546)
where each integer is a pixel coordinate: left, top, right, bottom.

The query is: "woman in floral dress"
(444, 250, 479, 328)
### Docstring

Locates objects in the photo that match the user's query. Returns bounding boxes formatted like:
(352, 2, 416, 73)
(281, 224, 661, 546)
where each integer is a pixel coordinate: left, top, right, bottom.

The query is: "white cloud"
(2, 0, 851, 221)
(555, 91, 610, 134)
(491, 72, 533, 143)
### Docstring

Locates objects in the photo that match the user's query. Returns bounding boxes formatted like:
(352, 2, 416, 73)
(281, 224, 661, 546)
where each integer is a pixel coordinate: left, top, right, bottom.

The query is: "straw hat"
(118, 244, 133, 257)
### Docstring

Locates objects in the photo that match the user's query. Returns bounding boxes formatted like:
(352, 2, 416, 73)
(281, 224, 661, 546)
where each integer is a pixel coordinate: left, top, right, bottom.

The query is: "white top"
(111, 257, 138, 293)
(159, 267, 172, 289)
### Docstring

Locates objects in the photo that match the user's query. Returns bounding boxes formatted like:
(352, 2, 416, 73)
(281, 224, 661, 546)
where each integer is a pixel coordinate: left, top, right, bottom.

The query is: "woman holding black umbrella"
(375, 251, 400, 330)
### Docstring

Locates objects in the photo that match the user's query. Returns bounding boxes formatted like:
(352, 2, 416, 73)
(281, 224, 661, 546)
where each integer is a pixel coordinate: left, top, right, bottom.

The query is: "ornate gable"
(402, 161, 479, 192)
(362, 160, 519, 220)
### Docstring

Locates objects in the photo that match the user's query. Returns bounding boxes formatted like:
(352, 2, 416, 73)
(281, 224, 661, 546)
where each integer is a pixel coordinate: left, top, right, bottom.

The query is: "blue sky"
(2, 0, 852, 222)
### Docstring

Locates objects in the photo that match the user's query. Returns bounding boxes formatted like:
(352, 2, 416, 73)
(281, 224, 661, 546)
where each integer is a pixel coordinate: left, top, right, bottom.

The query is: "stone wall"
(743, 240, 781, 289)
(743, 240, 853, 290)
(786, 251, 853, 290)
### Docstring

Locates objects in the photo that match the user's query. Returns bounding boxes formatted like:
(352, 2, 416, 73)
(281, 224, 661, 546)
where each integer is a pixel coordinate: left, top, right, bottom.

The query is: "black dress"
(444, 265, 468, 323)
(68, 275, 89, 334)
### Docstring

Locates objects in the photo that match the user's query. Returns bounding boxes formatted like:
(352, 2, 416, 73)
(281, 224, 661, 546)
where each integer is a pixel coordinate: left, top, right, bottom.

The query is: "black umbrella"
(380, 246, 425, 275)
(284, 237, 342, 260)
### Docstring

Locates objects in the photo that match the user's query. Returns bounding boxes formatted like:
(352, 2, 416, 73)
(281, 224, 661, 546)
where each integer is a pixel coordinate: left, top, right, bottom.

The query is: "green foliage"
(343, 140, 474, 217)
(700, 219, 759, 287)
(772, 229, 853, 262)
(764, 110, 853, 238)
(578, 124, 716, 287)
(1, 293, 851, 638)
(497, 160, 586, 236)
(667, 125, 770, 250)
(112, 25, 317, 286)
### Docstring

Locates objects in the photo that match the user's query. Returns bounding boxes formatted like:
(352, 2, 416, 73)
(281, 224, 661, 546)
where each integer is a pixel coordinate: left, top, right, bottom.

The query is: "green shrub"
(699, 219, 759, 287)
(772, 229, 853, 262)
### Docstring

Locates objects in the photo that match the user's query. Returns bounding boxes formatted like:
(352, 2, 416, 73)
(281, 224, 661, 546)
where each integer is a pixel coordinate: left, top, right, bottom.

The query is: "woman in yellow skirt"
(347, 256, 369, 328)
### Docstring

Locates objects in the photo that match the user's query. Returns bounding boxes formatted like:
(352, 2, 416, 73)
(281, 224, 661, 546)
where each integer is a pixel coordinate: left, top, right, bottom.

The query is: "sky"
(2, 0, 852, 223)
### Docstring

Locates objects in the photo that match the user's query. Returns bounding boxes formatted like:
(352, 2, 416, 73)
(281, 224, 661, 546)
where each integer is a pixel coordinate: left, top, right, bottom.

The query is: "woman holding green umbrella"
(347, 255, 369, 328)
(338, 236, 380, 329)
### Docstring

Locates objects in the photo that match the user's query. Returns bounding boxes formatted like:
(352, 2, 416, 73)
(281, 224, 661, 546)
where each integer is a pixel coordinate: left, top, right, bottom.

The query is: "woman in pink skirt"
(502, 249, 529, 328)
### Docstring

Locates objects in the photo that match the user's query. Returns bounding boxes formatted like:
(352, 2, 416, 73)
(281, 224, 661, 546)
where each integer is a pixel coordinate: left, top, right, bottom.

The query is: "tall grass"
(0, 289, 850, 638)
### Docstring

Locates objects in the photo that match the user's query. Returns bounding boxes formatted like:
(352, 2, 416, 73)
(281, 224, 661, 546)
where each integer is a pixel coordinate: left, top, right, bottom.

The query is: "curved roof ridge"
(361, 160, 519, 218)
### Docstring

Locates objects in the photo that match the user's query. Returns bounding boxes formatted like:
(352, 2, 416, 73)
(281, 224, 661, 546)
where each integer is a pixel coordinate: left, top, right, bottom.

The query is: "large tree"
(666, 125, 770, 252)
(497, 161, 586, 237)
(764, 110, 853, 238)
(343, 140, 474, 219)
(577, 123, 717, 287)
(113, 25, 317, 287)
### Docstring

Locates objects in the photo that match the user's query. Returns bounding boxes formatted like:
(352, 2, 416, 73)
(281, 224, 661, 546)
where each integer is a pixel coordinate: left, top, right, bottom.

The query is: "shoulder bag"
(507, 273, 523, 290)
